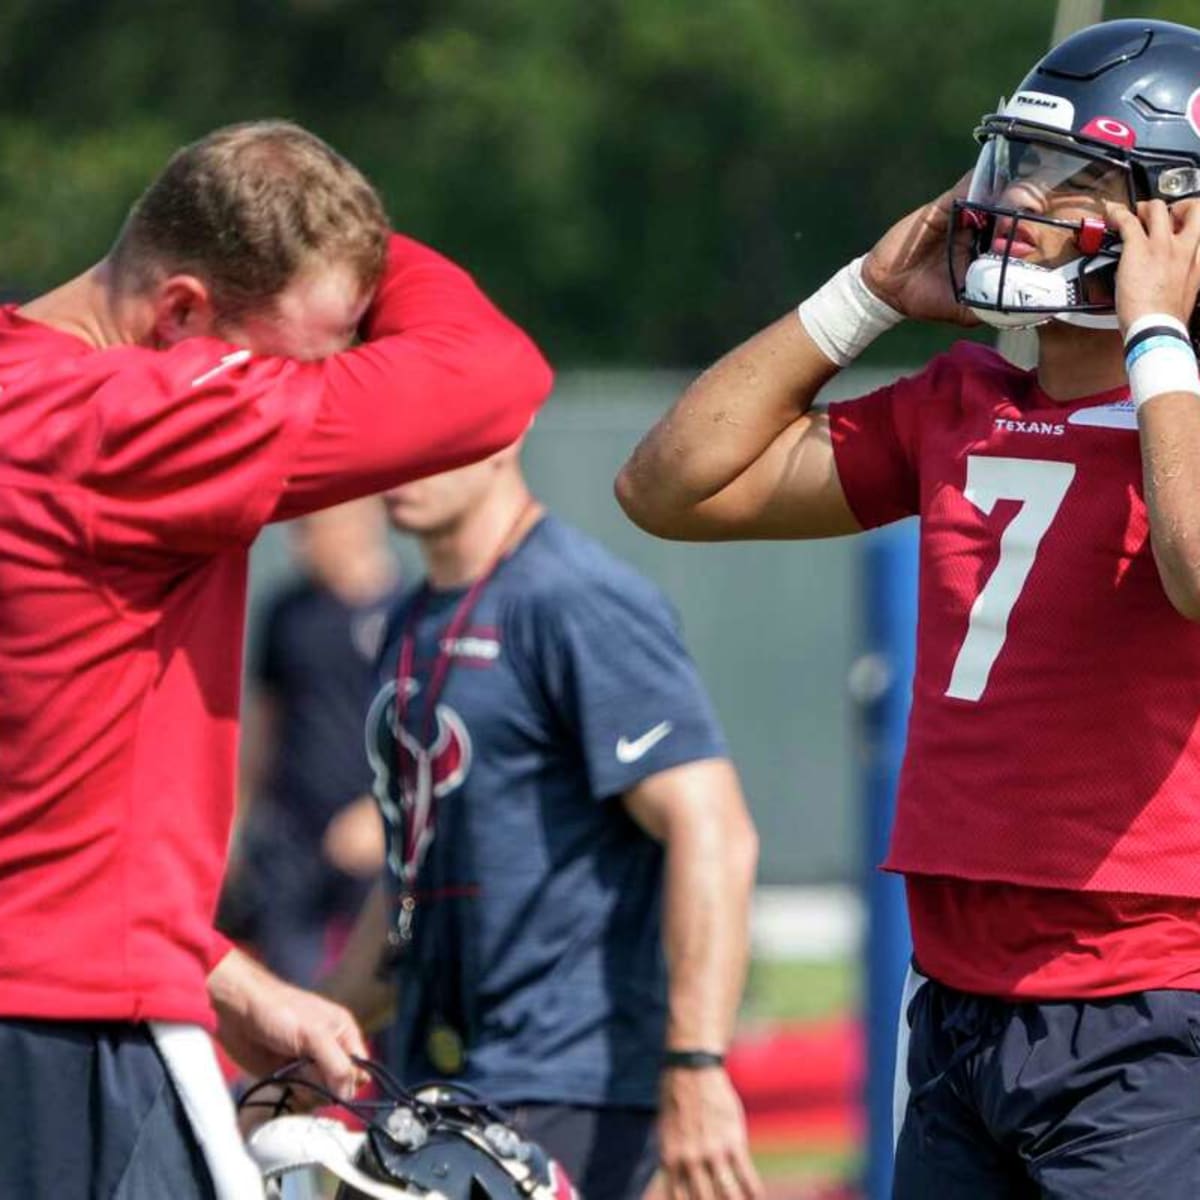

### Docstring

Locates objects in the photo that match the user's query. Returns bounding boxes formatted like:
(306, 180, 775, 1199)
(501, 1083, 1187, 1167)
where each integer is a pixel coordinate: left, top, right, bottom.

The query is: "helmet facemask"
(949, 125, 1132, 330)
(241, 1058, 579, 1200)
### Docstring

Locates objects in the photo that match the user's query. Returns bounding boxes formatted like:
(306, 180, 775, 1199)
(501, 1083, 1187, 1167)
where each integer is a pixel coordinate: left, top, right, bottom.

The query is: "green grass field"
(743, 956, 859, 1025)
(756, 1146, 861, 1189)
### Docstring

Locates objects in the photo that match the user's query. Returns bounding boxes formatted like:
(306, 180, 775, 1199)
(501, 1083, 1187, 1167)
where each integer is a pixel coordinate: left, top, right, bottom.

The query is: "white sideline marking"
(751, 884, 864, 961)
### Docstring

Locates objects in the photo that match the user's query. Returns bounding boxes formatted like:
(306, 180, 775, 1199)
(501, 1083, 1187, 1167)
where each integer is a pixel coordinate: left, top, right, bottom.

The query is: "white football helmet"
(242, 1059, 578, 1200)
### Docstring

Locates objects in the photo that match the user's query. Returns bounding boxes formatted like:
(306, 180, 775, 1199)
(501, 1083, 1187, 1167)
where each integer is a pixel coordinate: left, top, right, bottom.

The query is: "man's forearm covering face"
(273, 233, 554, 521)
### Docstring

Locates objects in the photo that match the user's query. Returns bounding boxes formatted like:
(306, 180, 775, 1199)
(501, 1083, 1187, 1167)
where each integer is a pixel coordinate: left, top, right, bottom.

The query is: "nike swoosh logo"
(616, 721, 674, 764)
(191, 349, 252, 389)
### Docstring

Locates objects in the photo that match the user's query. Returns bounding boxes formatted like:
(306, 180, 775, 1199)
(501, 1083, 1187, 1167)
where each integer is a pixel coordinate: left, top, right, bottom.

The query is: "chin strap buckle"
(1076, 217, 1109, 257)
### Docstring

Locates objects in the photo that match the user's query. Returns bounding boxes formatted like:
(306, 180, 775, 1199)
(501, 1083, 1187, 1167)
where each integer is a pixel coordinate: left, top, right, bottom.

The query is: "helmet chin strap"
(963, 251, 1120, 331)
(968, 305, 1049, 331)
(1054, 309, 1120, 330)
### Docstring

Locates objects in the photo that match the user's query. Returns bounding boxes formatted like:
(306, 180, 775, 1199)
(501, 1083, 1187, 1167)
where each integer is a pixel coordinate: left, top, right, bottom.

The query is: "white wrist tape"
(796, 256, 904, 367)
(1124, 313, 1200, 409)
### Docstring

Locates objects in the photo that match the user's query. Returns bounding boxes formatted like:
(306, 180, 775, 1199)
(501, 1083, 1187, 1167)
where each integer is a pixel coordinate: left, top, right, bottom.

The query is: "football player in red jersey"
(0, 120, 551, 1198)
(618, 18, 1200, 1200)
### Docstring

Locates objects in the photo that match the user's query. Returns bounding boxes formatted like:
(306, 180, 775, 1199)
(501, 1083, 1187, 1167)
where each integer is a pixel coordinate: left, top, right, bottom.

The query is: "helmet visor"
(968, 133, 1131, 218)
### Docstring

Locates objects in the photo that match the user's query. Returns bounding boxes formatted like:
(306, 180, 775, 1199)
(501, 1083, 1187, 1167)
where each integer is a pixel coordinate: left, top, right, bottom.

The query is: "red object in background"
(727, 1018, 864, 1152)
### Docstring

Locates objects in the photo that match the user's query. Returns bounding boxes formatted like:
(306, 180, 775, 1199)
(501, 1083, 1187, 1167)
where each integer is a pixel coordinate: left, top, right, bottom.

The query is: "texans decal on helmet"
(1004, 91, 1075, 131)
(948, 19, 1200, 332)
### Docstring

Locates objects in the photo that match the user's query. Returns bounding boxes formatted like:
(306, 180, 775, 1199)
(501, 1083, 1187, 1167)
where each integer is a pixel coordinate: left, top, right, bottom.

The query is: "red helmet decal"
(1080, 116, 1136, 148)
(550, 1161, 580, 1200)
(1189, 88, 1200, 140)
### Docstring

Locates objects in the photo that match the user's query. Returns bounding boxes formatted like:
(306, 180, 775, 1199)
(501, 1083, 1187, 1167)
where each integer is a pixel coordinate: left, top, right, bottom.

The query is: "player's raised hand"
(659, 1065, 763, 1200)
(1104, 198, 1200, 336)
(862, 173, 979, 327)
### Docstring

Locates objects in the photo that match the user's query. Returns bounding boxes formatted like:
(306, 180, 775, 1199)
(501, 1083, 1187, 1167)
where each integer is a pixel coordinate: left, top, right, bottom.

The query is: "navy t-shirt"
(366, 515, 726, 1107)
(258, 580, 397, 838)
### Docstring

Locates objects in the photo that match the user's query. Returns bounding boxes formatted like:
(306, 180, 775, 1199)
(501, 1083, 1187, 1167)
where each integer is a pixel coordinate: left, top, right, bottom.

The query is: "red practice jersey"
(829, 341, 1200, 997)
(0, 235, 552, 1028)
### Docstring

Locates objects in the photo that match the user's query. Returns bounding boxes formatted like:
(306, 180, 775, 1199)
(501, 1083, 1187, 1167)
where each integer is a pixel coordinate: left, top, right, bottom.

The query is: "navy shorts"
(511, 1103, 659, 1200)
(894, 969, 1200, 1199)
(0, 1018, 217, 1200)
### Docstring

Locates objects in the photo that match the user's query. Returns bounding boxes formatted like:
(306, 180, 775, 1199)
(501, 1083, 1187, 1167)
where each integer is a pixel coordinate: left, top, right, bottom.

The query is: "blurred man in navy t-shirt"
(324, 443, 762, 1200)
(221, 498, 401, 986)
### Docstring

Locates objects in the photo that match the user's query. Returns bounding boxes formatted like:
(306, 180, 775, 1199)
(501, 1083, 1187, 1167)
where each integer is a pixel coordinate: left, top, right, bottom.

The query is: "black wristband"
(662, 1049, 725, 1070)
(1124, 321, 1191, 356)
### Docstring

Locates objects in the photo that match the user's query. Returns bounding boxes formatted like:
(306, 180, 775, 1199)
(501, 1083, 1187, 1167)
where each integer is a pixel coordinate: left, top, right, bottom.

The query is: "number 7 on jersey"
(945, 456, 1076, 702)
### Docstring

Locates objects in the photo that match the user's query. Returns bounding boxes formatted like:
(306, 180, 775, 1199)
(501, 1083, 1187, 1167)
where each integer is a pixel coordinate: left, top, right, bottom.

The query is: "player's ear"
(150, 274, 219, 347)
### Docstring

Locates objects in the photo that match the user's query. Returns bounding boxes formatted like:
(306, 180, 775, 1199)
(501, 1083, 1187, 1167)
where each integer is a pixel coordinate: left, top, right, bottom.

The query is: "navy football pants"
(0, 1018, 218, 1199)
(894, 970, 1200, 1198)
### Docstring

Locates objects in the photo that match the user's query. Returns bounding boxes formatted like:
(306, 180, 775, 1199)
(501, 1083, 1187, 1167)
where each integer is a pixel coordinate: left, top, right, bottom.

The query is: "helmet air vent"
(1128, 91, 1187, 119)
(1038, 26, 1153, 81)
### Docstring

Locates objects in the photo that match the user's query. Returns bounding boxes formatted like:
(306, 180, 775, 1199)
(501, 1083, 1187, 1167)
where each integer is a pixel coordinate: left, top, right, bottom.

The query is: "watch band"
(662, 1049, 725, 1070)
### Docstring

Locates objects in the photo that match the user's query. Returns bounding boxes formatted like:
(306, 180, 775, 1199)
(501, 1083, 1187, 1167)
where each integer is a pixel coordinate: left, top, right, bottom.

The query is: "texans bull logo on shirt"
(365, 677, 473, 879)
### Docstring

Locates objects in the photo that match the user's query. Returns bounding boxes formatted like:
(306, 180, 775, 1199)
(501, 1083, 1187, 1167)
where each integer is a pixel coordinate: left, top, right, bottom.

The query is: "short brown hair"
(110, 120, 389, 320)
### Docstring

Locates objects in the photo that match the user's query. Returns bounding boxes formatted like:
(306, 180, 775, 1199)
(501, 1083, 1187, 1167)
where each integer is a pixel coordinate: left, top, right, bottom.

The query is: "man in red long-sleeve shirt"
(0, 119, 552, 1199)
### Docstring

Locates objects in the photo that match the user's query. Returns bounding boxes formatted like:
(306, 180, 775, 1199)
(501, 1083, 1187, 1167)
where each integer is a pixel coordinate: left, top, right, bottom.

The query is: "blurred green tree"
(0, 0, 1192, 364)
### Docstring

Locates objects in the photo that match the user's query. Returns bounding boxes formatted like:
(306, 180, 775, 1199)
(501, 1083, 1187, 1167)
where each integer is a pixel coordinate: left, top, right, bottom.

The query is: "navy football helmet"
(949, 19, 1200, 329)
(242, 1058, 577, 1200)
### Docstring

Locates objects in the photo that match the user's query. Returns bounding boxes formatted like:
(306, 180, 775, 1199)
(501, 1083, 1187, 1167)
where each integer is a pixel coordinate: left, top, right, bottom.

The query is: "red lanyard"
(389, 502, 537, 948)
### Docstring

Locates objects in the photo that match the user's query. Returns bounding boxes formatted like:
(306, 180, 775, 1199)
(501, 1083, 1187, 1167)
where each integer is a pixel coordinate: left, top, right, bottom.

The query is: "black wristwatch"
(662, 1048, 726, 1070)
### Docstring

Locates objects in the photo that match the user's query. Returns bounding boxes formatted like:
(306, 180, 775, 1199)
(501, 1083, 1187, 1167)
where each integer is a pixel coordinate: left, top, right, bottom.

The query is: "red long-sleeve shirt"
(0, 234, 552, 1028)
